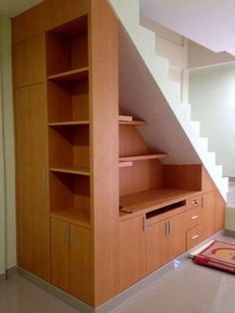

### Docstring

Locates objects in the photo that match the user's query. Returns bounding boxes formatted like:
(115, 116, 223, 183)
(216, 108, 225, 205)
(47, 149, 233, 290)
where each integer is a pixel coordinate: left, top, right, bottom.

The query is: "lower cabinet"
(146, 212, 186, 274)
(119, 215, 146, 291)
(51, 218, 91, 304)
(119, 192, 216, 292)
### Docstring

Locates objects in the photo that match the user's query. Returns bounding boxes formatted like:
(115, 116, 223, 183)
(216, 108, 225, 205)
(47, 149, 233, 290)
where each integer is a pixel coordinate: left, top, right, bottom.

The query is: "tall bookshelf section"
(46, 15, 90, 229)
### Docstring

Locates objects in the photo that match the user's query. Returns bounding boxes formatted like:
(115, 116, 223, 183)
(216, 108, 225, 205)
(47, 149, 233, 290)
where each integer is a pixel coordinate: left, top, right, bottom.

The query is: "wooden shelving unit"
(46, 15, 91, 229)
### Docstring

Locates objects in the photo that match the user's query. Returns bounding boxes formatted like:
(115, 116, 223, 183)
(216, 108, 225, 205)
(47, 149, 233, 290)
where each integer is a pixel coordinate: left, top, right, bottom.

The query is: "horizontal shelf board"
(120, 189, 201, 216)
(119, 120, 147, 126)
(49, 121, 90, 126)
(48, 67, 89, 82)
(51, 208, 90, 229)
(50, 167, 90, 176)
(119, 115, 133, 122)
(119, 161, 133, 168)
(119, 154, 167, 162)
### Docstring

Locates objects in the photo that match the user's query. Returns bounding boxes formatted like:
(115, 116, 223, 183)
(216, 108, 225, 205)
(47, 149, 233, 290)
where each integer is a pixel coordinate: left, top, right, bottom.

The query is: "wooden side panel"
(51, 219, 70, 290)
(201, 191, 215, 239)
(214, 191, 225, 232)
(163, 164, 202, 190)
(90, 0, 119, 306)
(70, 225, 92, 304)
(119, 216, 145, 291)
(201, 167, 225, 231)
(13, 34, 45, 88)
(12, 0, 90, 44)
(15, 84, 50, 280)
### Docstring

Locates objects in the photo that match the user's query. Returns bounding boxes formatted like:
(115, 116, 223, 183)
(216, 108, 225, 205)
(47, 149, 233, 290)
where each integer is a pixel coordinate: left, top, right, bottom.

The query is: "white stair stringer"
(109, 0, 229, 199)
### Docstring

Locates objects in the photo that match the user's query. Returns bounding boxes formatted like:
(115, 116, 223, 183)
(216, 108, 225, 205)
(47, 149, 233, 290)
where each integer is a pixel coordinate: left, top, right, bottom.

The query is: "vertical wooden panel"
(70, 225, 92, 304)
(119, 216, 145, 291)
(13, 34, 45, 87)
(51, 218, 70, 290)
(15, 84, 50, 280)
(90, 0, 119, 306)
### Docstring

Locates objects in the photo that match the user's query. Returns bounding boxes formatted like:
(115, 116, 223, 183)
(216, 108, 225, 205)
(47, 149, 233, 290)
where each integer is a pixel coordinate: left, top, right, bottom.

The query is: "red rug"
(194, 240, 235, 274)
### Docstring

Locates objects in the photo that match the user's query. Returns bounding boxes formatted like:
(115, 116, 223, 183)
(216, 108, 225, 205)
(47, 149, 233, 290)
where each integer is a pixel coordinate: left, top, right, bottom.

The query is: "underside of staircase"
(109, 0, 229, 200)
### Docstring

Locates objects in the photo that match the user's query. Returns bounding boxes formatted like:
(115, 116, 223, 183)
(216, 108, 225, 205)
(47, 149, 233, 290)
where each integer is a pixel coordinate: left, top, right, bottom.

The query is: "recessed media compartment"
(146, 200, 186, 219)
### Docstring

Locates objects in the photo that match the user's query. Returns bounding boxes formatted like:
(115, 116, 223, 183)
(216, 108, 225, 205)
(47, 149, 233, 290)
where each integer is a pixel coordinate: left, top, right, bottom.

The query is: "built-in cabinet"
(13, 0, 225, 309)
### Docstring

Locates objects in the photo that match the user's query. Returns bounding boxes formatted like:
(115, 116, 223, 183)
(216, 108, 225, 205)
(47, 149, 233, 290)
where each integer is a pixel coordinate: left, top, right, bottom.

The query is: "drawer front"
(186, 206, 201, 230)
(187, 196, 203, 210)
(186, 225, 202, 250)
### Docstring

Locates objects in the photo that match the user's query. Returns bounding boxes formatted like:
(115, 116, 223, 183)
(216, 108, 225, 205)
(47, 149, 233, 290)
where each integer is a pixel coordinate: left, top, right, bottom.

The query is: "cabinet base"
(17, 230, 227, 313)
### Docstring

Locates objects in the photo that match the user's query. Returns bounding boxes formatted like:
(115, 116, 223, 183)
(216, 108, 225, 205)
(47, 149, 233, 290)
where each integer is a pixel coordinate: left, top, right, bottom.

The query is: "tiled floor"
(1, 234, 235, 313)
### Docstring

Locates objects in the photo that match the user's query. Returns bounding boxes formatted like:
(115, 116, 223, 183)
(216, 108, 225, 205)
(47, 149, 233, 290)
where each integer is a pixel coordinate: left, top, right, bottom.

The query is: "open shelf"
(119, 154, 167, 163)
(48, 67, 89, 82)
(119, 189, 199, 215)
(50, 172, 90, 227)
(119, 115, 147, 126)
(50, 167, 90, 176)
(49, 125, 90, 171)
(46, 14, 89, 77)
(49, 121, 90, 127)
(51, 208, 90, 229)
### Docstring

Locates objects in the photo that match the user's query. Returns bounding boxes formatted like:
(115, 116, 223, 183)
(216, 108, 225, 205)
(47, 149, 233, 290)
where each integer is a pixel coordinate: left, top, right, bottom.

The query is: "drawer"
(187, 196, 203, 210)
(186, 225, 202, 250)
(186, 206, 201, 230)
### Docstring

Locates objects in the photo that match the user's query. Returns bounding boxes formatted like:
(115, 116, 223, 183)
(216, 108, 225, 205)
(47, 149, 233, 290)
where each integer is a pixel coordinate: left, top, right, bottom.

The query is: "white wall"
(141, 16, 188, 102)
(189, 63, 235, 177)
(0, 16, 16, 275)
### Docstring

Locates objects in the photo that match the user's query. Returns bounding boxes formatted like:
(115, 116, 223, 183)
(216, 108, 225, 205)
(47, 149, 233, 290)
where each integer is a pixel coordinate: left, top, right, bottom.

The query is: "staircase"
(109, 0, 229, 200)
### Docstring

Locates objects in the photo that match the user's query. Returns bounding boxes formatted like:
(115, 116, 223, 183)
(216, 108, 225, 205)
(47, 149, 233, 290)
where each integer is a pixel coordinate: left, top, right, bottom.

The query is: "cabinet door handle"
(164, 222, 168, 236)
(143, 216, 147, 232)
(191, 215, 199, 220)
(191, 235, 199, 240)
(40, 167, 47, 201)
(64, 226, 70, 244)
(168, 221, 171, 235)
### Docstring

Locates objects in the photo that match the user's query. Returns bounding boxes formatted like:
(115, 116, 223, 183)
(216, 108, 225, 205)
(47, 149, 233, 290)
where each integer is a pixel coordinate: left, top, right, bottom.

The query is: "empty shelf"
(51, 208, 90, 229)
(50, 167, 90, 176)
(48, 67, 89, 82)
(49, 121, 90, 126)
(119, 154, 167, 162)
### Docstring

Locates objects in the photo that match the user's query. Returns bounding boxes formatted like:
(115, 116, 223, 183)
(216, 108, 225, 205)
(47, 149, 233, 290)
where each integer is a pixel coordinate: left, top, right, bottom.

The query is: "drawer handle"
(191, 235, 199, 240)
(191, 199, 199, 205)
(191, 215, 199, 220)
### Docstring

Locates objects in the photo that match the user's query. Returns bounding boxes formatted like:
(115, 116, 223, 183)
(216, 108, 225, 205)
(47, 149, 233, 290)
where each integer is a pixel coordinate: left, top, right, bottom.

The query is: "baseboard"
(228, 177, 235, 182)
(0, 273, 6, 281)
(0, 267, 17, 281)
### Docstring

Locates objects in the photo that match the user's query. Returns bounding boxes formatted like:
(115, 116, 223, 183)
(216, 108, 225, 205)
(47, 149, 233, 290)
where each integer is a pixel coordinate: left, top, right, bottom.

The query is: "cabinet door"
(168, 213, 186, 260)
(70, 225, 91, 304)
(119, 216, 146, 291)
(201, 192, 214, 240)
(15, 85, 50, 280)
(51, 219, 70, 290)
(146, 219, 168, 274)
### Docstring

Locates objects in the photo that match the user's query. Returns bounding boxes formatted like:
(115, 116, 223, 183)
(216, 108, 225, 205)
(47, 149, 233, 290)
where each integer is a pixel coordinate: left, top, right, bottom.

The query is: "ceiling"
(140, 0, 235, 55)
(0, 0, 43, 17)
